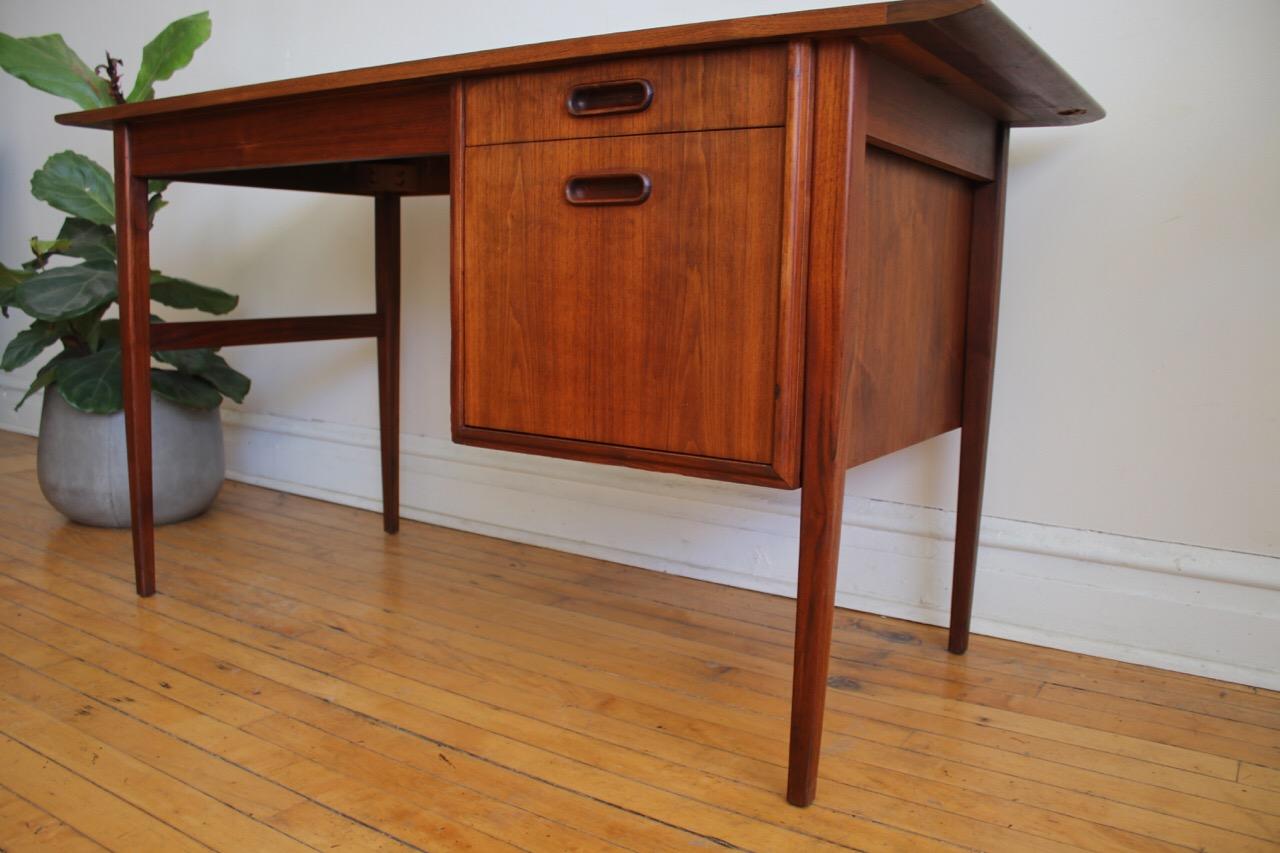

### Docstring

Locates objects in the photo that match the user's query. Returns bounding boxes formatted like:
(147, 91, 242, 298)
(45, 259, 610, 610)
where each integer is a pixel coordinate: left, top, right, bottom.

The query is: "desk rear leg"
(375, 194, 401, 534)
(948, 124, 1010, 654)
(114, 126, 157, 596)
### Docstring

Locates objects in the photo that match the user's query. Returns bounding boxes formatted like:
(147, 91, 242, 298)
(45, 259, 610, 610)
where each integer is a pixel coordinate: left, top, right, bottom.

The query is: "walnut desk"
(58, 0, 1101, 806)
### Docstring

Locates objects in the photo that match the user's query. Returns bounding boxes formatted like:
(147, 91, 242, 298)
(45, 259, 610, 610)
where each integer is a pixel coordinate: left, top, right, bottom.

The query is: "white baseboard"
(3, 384, 1277, 690)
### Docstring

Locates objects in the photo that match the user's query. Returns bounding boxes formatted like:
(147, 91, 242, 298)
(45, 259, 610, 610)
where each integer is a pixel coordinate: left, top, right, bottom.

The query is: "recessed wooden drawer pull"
(565, 78, 654, 116)
(564, 171, 652, 206)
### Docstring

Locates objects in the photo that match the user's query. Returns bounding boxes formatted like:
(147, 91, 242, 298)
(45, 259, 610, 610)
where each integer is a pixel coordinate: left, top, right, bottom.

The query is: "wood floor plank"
(4, 484, 1241, 788)
(0, 600, 711, 852)
(0, 563, 951, 853)
(1037, 682, 1280, 746)
(1241, 763, 1280, 794)
(0, 571, 1254, 850)
(1037, 671, 1280, 730)
(226, 479, 1280, 712)
(0, 647, 415, 851)
(0, 491, 1269, 835)
(208, 590, 1280, 847)
(168, 491, 1271, 774)
(0, 732, 209, 852)
(124, 506, 1249, 779)
(165, 514, 1274, 814)
(1, 432, 1278, 852)
(119, 550, 1276, 849)
(0, 690, 313, 852)
(0, 546, 1239, 853)
(0, 784, 108, 852)
(0, 608, 618, 853)
(0, 456, 36, 475)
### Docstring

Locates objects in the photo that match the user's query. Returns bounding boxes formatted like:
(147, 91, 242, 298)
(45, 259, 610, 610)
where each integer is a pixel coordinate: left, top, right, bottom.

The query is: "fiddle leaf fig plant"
(0, 11, 250, 415)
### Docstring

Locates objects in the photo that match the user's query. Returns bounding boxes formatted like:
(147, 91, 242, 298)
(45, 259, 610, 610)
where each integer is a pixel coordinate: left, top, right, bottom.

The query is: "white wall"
(2, 1, 1277, 686)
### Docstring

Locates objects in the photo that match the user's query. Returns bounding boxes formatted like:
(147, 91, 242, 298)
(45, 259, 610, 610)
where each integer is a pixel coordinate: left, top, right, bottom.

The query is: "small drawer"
(464, 44, 788, 146)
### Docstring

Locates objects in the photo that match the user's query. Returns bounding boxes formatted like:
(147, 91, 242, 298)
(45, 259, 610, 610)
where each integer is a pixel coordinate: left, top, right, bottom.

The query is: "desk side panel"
(129, 82, 452, 176)
(845, 145, 971, 468)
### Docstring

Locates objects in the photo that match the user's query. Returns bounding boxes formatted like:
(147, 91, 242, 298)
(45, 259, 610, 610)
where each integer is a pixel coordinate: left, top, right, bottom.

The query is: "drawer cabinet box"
(454, 47, 810, 487)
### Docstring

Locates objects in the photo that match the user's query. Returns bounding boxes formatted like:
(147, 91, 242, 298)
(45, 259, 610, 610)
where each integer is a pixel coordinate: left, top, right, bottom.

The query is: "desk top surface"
(57, 0, 1102, 132)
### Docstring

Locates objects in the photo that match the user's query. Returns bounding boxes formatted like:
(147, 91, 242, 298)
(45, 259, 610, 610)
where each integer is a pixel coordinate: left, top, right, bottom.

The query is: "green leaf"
(148, 179, 171, 194)
(56, 217, 116, 262)
(0, 263, 33, 317)
(14, 260, 117, 322)
(150, 368, 221, 410)
(16, 353, 67, 410)
(31, 151, 115, 225)
(68, 304, 108, 345)
(1, 262, 35, 289)
(55, 347, 122, 413)
(154, 347, 218, 374)
(86, 318, 103, 352)
(0, 32, 113, 110)
(1, 321, 60, 371)
(95, 317, 119, 345)
(93, 314, 161, 348)
(147, 193, 168, 225)
(30, 237, 70, 256)
(155, 347, 249, 404)
(127, 12, 211, 103)
(198, 356, 250, 403)
(150, 272, 237, 315)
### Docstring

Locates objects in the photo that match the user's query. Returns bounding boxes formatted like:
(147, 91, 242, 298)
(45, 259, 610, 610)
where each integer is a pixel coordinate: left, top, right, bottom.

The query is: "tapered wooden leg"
(375, 193, 401, 534)
(948, 124, 1010, 655)
(788, 463, 848, 806)
(786, 39, 867, 807)
(114, 126, 156, 597)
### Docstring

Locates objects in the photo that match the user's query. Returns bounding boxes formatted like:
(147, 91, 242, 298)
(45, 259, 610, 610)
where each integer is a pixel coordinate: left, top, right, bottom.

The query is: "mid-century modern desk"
(57, 0, 1101, 806)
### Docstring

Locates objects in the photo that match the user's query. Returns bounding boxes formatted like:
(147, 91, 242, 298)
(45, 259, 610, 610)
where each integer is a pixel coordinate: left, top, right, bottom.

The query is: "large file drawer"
(456, 127, 798, 476)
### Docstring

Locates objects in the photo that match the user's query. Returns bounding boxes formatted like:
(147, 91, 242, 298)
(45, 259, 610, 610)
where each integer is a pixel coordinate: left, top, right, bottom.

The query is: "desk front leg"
(113, 125, 157, 596)
(786, 38, 867, 807)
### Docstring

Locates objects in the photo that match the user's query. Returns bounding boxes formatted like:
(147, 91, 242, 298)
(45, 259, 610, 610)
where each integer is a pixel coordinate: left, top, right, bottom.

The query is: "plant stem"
(94, 52, 126, 104)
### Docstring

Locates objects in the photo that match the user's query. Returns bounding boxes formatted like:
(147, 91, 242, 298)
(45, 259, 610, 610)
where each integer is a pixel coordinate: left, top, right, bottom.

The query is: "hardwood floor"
(0, 429, 1276, 851)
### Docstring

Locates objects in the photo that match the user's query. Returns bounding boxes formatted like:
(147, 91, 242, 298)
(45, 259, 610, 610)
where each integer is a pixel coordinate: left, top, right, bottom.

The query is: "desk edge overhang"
(54, 0, 1103, 132)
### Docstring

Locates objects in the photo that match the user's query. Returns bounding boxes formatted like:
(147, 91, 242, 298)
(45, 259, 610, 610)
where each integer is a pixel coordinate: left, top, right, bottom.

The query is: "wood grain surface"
(949, 122, 1010, 654)
(459, 128, 792, 469)
(866, 51, 998, 180)
(129, 82, 452, 176)
(465, 44, 788, 146)
(788, 37, 868, 807)
(55, 1, 1102, 132)
(845, 145, 972, 468)
(0, 430, 1275, 851)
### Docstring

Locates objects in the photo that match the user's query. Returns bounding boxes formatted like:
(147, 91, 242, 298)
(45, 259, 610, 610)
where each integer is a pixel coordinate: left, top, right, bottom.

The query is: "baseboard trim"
(3, 386, 1277, 690)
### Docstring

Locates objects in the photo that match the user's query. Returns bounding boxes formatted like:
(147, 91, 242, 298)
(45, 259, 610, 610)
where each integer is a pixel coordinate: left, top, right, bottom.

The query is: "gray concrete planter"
(37, 390, 225, 528)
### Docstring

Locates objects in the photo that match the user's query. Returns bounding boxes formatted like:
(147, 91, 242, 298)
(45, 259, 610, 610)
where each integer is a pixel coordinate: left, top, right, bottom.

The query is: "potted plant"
(0, 12, 250, 527)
